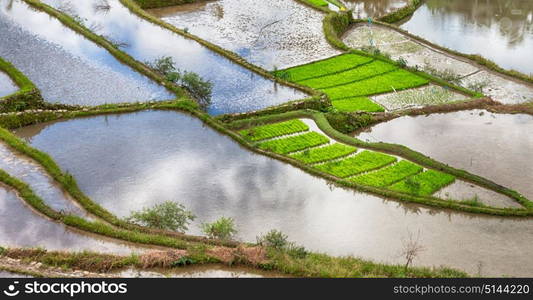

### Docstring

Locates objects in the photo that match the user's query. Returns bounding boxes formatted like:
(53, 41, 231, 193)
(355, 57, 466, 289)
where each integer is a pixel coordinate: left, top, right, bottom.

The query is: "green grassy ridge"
(0, 57, 44, 112)
(258, 131, 330, 155)
(298, 60, 398, 89)
(389, 170, 456, 196)
(225, 110, 533, 214)
(280, 54, 373, 82)
(307, 0, 328, 7)
(240, 119, 309, 141)
(378, 0, 422, 23)
(350, 160, 423, 187)
(315, 150, 397, 178)
(289, 143, 357, 164)
(331, 97, 384, 112)
(133, 0, 201, 9)
(323, 69, 429, 99)
(294, 0, 331, 13)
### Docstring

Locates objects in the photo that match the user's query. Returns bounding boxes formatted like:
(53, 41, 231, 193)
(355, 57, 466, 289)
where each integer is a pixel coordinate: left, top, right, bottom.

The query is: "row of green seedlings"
(240, 119, 455, 197)
(273, 53, 429, 112)
(307, 0, 345, 9)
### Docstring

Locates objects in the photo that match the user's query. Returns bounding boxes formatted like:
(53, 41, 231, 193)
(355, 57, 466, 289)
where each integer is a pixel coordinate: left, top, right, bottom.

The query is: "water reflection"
(0, 71, 18, 97)
(356, 110, 533, 200)
(41, 0, 307, 114)
(345, 0, 410, 19)
(400, 0, 533, 74)
(14, 110, 533, 276)
(0, 0, 173, 105)
(146, 0, 340, 69)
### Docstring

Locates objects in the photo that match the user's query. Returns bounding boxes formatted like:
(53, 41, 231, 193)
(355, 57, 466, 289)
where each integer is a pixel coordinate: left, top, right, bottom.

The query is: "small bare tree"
(400, 230, 425, 271)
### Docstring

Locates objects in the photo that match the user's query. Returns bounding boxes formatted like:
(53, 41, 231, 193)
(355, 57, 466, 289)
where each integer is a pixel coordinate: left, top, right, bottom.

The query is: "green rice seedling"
(277, 54, 373, 82)
(350, 160, 423, 187)
(331, 97, 384, 112)
(289, 143, 357, 164)
(307, 0, 329, 6)
(322, 69, 429, 99)
(258, 132, 329, 154)
(315, 150, 397, 178)
(389, 170, 456, 196)
(239, 119, 309, 141)
(298, 60, 398, 89)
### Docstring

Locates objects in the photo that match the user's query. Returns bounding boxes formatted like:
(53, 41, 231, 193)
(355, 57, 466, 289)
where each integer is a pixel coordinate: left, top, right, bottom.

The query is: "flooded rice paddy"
(40, 0, 306, 115)
(13, 110, 533, 277)
(0, 0, 173, 105)
(146, 0, 341, 69)
(0, 71, 18, 98)
(345, 0, 410, 19)
(400, 0, 533, 75)
(0, 184, 148, 255)
(356, 110, 533, 201)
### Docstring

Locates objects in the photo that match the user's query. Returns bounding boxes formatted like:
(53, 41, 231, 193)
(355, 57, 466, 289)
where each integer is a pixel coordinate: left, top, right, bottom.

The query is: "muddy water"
(356, 110, 533, 201)
(0, 142, 87, 216)
(146, 0, 341, 69)
(400, 0, 533, 75)
(0, 0, 173, 105)
(0, 270, 31, 278)
(0, 71, 18, 97)
(118, 265, 282, 278)
(40, 0, 306, 115)
(14, 110, 533, 277)
(345, 0, 410, 19)
(0, 185, 148, 255)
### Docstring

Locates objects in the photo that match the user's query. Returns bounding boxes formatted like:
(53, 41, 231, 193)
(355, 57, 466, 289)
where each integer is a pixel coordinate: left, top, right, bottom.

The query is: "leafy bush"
(0, 246, 6, 256)
(240, 120, 309, 141)
(126, 201, 196, 233)
(286, 243, 308, 259)
(325, 111, 375, 133)
(258, 132, 330, 154)
(257, 230, 289, 250)
(171, 257, 195, 267)
(201, 217, 238, 240)
(147, 56, 212, 107)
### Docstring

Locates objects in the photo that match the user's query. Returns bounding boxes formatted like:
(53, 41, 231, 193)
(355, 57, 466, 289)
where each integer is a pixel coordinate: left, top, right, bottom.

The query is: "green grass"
(289, 143, 357, 164)
(323, 69, 429, 99)
(278, 54, 373, 82)
(239, 120, 309, 141)
(258, 132, 329, 155)
(389, 170, 456, 196)
(326, 0, 345, 8)
(350, 160, 423, 187)
(298, 60, 398, 89)
(307, 0, 329, 6)
(315, 150, 397, 178)
(331, 97, 384, 112)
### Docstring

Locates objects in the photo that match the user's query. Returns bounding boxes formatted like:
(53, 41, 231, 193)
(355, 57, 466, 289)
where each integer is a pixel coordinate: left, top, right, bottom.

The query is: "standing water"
(0, 0, 174, 105)
(345, 0, 410, 19)
(14, 110, 533, 277)
(0, 70, 18, 97)
(400, 0, 533, 75)
(40, 0, 307, 114)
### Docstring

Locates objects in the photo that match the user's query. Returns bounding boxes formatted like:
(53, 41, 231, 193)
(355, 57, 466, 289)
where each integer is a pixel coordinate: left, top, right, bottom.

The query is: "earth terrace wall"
(226, 110, 533, 213)
(134, 0, 204, 9)
(121, 0, 319, 98)
(0, 57, 44, 113)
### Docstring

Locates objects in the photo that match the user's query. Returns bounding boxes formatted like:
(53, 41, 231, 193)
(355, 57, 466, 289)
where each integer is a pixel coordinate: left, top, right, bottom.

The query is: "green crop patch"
(289, 143, 357, 164)
(258, 132, 329, 154)
(315, 150, 397, 178)
(332, 97, 384, 112)
(298, 61, 398, 89)
(277, 54, 373, 82)
(350, 160, 423, 187)
(307, 0, 329, 6)
(389, 170, 456, 196)
(240, 119, 309, 141)
(322, 69, 429, 99)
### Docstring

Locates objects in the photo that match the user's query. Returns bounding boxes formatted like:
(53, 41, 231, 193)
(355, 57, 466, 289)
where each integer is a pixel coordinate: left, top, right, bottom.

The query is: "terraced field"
(239, 119, 458, 198)
(276, 54, 430, 112)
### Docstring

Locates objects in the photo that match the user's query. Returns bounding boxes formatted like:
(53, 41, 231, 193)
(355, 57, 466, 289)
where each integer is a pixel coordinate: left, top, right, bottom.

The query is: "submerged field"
(1, 0, 533, 279)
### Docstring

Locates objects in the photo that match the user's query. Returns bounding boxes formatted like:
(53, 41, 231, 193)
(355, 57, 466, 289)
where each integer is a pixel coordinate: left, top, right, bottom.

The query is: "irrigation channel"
(12, 110, 533, 277)
(39, 0, 307, 115)
(0, 0, 174, 105)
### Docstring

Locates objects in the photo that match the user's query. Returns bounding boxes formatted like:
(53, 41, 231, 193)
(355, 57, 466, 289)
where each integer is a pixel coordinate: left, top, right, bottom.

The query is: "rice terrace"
(0, 0, 532, 283)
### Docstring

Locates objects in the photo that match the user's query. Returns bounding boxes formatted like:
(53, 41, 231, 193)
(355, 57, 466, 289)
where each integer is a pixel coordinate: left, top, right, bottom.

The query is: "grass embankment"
(0, 247, 467, 278)
(0, 57, 44, 113)
(276, 53, 428, 112)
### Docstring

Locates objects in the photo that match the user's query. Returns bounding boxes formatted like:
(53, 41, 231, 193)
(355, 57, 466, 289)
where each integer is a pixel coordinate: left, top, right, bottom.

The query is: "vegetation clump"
(315, 150, 397, 178)
(289, 143, 357, 164)
(126, 201, 196, 233)
(350, 161, 423, 187)
(257, 132, 330, 154)
(201, 217, 238, 241)
(389, 170, 456, 196)
(239, 119, 309, 141)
